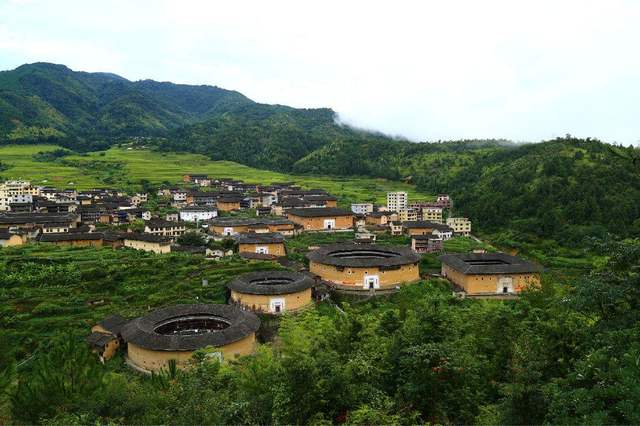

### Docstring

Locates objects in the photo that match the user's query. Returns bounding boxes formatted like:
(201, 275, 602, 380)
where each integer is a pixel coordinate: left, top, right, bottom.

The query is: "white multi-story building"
(446, 217, 472, 236)
(179, 206, 218, 222)
(351, 203, 374, 214)
(386, 192, 407, 212)
(0, 180, 40, 211)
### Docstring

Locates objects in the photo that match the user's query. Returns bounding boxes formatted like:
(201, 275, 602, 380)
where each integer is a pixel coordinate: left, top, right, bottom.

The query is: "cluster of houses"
(352, 192, 471, 253)
(2, 176, 541, 304)
(0, 176, 544, 370)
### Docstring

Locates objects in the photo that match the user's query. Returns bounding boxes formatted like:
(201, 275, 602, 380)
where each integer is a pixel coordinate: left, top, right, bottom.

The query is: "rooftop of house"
(307, 243, 420, 268)
(412, 233, 442, 240)
(235, 232, 285, 244)
(124, 233, 172, 244)
(86, 331, 117, 349)
(209, 218, 293, 227)
(180, 206, 218, 212)
(121, 304, 260, 351)
(0, 212, 78, 224)
(97, 314, 129, 335)
(287, 207, 353, 218)
(145, 219, 185, 228)
(38, 232, 103, 242)
(402, 220, 451, 230)
(439, 252, 543, 275)
(228, 270, 315, 296)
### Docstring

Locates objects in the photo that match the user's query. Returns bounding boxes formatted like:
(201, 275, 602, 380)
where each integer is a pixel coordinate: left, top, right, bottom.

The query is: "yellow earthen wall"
(441, 264, 540, 294)
(218, 201, 241, 211)
(288, 215, 353, 231)
(230, 288, 313, 313)
(127, 333, 256, 372)
(309, 261, 419, 289)
(238, 242, 286, 256)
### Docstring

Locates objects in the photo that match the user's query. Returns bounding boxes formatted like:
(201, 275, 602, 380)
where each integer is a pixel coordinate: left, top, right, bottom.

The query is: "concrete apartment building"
(351, 203, 374, 215)
(447, 217, 472, 236)
(386, 192, 407, 212)
(0, 180, 40, 211)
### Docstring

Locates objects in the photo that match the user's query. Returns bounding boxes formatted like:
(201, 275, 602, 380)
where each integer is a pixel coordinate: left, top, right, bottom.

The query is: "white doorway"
(324, 219, 335, 230)
(363, 275, 380, 290)
(497, 277, 514, 294)
(255, 246, 269, 254)
(223, 227, 233, 236)
(270, 298, 285, 313)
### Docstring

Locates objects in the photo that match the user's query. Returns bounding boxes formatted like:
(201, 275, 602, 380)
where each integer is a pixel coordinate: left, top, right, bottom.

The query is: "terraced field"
(0, 144, 433, 205)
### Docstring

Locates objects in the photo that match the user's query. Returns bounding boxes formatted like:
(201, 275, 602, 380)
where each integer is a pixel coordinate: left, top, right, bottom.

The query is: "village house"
(236, 232, 286, 258)
(0, 180, 40, 212)
(351, 203, 374, 214)
(38, 232, 104, 248)
(435, 194, 453, 208)
(0, 212, 80, 232)
(121, 304, 259, 371)
(123, 233, 172, 254)
(287, 207, 353, 232)
(440, 252, 542, 297)
(86, 314, 128, 362)
(411, 234, 443, 253)
(216, 195, 243, 212)
(389, 221, 403, 235)
(184, 191, 215, 206)
(144, 219, 186, 237)
(365, 211, 396, 226)
(402, 220, 453, 239)
(307, 243, 420, 292)
(179, 206, 218, 222)
(130, 193, 148, 206)
(0, 229, 27, 247)
(386, 191, 408, 212)
(228, 271, 314, 314)
(409, 201, 444, 221)
(397, 208, 419, 222)
(208, 218, 296, 237)
(446, 217, 472, 236)
(172, 189, 189, 203)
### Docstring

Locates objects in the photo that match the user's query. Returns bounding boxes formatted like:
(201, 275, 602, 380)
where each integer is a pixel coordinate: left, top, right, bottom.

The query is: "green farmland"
(0, 144, 432, 205)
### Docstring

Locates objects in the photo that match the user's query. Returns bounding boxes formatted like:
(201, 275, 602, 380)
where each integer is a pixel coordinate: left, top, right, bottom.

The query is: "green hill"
(1, 63, 639, 241)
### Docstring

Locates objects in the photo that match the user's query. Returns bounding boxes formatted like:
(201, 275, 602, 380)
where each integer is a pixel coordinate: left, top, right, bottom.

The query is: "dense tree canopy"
(1, 239, 639, 424)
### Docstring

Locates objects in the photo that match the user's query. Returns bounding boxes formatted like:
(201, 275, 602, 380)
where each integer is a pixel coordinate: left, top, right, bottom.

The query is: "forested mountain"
(1, 63, 639, 241)
(0, 62, 392, 158)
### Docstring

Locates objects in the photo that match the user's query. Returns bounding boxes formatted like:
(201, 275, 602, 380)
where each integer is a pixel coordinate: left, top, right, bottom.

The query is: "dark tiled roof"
(124, 233, 171, 244)
(307, 243, 420, 268)
(287, 207, 352, 218)
(235, 232, 285, 244)
(102, 232, 126, 242)
(98, 314, 128, 335)
(38, 233, 103, 242)
(145, 219, 183, 228)
(402, 220, 443, 228)
(239, 252, 280, 260)
(0, 213, 77, 225)
(180, 206, 217, 212)
(86, 332, 117, 348)
(209, 218, 292, 227)
(439, 252, 543, 275)
(121, 304, 260, 351)
(228, 271, 315, 295)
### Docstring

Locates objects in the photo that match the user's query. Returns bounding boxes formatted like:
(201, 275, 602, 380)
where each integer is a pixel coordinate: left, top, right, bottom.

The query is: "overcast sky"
(1, 0, 639, 144)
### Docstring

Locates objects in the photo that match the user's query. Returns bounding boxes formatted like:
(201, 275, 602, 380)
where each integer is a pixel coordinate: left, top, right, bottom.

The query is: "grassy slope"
(0, 144, 432, 205)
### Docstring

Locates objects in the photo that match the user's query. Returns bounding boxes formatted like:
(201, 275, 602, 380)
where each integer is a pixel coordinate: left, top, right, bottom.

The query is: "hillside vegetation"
(1, 239, 639, 424)
(2, 63, 639, 241)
